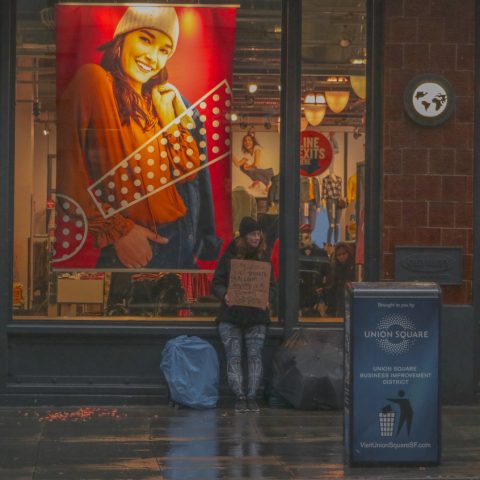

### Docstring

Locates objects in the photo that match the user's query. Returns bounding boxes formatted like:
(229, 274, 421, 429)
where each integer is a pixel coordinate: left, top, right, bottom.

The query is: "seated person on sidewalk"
(212, 216, 275, 414)
(298, 224, 330, 316)
(324, 241, 355, 317)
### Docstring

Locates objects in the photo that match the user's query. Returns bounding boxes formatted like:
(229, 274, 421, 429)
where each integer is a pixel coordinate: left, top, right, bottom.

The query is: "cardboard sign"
(227, 259, 271, 309)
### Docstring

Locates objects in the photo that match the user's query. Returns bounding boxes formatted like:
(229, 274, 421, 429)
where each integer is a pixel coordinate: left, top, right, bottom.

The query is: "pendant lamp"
(350, 75, 366, 99)
(325, 90, 350, 114)
(303, 93, 326, 126)
(300, 116, 309, 131)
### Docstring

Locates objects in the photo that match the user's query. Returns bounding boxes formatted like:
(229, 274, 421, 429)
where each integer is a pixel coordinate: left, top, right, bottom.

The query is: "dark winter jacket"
(325, 257, 355, 316)
(212, 239, 275, 327)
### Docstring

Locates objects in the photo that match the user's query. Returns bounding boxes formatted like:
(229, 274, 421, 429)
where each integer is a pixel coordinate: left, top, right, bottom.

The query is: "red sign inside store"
(300, 131, 333, 177)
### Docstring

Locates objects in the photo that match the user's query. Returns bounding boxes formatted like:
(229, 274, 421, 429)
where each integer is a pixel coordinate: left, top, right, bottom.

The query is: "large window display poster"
(54, 5, 237, 271)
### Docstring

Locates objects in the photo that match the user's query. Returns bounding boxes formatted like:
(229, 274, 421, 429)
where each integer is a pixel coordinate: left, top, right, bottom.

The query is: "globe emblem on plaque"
(411, 82, 448, 118)
(404, 74, 454, 126)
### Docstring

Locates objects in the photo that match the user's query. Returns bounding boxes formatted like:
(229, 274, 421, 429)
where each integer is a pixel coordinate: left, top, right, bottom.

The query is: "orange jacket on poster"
(57, 63, 200, 249)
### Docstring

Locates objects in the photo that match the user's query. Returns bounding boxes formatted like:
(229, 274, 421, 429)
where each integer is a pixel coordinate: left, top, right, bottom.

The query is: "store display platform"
(1, 402, 479, 479)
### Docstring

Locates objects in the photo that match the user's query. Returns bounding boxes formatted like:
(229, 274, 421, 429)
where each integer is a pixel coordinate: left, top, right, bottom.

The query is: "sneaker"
(247, 398, 260, 413)
(234, 398, 247, 413)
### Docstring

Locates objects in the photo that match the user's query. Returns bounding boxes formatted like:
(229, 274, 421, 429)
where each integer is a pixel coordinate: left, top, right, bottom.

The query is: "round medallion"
(403, 74, 455, 126)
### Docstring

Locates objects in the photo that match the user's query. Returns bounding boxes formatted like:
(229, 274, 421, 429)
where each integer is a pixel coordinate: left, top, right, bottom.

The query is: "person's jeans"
(218, 322, 267, 399)
(326, 198, 341, 244)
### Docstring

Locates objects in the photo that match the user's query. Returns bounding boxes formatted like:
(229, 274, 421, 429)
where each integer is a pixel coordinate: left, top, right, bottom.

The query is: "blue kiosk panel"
(345, 282, 441, 466)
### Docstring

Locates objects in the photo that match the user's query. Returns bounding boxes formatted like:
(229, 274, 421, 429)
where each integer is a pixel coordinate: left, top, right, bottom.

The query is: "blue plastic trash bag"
(160, 335, 219, 409)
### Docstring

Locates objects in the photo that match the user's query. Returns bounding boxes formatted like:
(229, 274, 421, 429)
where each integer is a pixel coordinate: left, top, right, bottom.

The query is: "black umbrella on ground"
(272, 329, 344, 410)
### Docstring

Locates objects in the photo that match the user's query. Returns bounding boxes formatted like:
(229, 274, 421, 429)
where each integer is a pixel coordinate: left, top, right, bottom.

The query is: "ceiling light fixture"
(338, 25, 351, 48)
(248, 83, 258, 94)
(353, 127, 364, 140)
(300, 116, 309, 131)
(350, 58, 367, 65)
(325, 90, 350, 114)
(327, 76, 348, 84)
(303, 92, 326, 126)
(231, 113, 238, 122)
(350, 47, 367, 65)
(350, 75, 366, 99)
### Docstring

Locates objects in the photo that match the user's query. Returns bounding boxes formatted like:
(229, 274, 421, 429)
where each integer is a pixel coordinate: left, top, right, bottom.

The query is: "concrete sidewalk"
(0, 403, 479, 479)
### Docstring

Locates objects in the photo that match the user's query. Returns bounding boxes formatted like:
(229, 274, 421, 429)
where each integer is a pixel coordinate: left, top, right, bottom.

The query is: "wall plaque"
(403, 74, 455, 127)
(394, 246, 462, 285)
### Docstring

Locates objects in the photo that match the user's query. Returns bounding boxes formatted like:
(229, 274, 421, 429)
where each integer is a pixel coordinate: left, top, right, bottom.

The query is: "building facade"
(0, 0, 478, 405)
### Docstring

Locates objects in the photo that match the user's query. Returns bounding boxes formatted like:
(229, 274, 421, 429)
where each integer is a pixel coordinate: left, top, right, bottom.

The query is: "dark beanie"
(239, 216, 260, 237)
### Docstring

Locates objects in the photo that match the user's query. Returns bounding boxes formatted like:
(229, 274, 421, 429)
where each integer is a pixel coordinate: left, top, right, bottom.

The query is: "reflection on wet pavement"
(0, 404, 479, 479)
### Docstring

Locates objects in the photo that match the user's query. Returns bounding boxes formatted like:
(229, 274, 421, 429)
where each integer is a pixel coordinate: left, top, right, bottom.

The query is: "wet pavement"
(0, 403, 479, 479)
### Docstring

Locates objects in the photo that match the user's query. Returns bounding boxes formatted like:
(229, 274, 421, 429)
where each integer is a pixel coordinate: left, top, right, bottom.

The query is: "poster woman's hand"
(232, 155, 246, 167)
(152, 83, 195, 129)
(114, 224, 168, 269)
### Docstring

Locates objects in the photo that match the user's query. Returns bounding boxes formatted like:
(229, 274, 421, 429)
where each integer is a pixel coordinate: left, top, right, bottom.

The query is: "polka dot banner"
(52, 194, 88, 263)
(87, 80, 232, 219)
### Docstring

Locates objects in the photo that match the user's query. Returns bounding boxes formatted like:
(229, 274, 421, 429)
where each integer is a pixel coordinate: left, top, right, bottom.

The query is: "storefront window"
(14, 0, 281, 321)
(299, 0, 366, 322)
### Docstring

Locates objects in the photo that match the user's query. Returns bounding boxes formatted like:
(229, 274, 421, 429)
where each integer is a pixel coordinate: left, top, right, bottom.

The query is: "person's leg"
(300, 201, 309, 226)
(218, 322, 246, 410)
(308, 200, 317, 230)
(244, 324, 267, 411)
(333, 200, 341, 244)
(326, 199, 335, 244)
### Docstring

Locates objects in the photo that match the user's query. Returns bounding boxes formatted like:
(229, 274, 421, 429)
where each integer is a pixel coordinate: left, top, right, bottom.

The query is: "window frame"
(2, 0, 383, 330)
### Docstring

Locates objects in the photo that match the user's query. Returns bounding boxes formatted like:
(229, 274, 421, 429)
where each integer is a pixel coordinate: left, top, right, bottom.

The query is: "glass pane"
(299, 0, 366, 323)
(13, 0, 281, 321)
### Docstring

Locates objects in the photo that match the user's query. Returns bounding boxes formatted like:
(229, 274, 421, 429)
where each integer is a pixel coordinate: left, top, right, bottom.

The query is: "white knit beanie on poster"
(99, 6, 179, 55)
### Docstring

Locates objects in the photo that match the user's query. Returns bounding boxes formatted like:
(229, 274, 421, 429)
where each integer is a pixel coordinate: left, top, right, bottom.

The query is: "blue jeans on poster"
(96, 216, 196, 269)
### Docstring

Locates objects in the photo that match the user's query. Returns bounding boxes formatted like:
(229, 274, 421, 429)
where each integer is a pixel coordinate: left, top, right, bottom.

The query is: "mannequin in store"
(232, 186, 257, 237)
(321, 164, 344, 245)
(299, 176, 321, 230)
(232, 131, 273, 196)
(328, 131, 339, 155)
(267, 173, 280, 213)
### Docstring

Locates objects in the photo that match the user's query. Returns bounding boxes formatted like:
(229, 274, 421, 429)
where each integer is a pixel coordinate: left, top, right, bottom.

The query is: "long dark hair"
(234, 234, 267, 260)
(333, 242, 354, 264)
(328, 242, 355, 286)
(100, 34, 168, 130)
(241, 133, 261, 154)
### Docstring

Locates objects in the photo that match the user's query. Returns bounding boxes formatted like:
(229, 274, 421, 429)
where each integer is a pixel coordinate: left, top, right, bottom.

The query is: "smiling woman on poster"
(56, 6, 209, 269)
